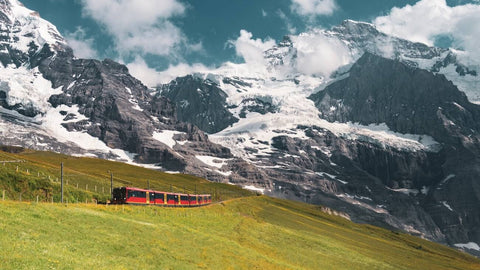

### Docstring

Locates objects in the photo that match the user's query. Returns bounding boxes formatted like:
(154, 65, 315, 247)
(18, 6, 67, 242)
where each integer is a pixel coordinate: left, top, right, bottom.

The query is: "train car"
(112, 186, 212, 207)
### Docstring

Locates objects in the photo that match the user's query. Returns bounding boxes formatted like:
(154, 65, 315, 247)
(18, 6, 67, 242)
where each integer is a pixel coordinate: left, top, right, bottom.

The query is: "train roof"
(121, 186, 210, 196)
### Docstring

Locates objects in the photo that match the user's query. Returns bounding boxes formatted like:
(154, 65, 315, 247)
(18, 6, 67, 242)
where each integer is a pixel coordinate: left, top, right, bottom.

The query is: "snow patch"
(195, 155, 230, 169)
(454, 242, 480, 251)
(243, 185, 265, 194)
(441, 201, 454, 212)
(388, 188, 419, 196)
(152, 130, 185, 148)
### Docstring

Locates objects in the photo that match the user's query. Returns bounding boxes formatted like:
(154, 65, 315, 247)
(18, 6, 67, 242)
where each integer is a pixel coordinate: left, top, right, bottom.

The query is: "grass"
(0, 148, 479, 269)
(0, 197, 479, 269)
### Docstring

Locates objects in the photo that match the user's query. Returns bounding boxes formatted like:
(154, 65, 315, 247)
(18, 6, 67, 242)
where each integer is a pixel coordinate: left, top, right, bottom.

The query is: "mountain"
(2, 0, 480, 255)
(156, 21, 480, 252)
(0, 0, 238, 178)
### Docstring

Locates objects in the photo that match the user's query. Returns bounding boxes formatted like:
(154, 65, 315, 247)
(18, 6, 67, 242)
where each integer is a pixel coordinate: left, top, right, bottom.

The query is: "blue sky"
(20, 0, 480, 85)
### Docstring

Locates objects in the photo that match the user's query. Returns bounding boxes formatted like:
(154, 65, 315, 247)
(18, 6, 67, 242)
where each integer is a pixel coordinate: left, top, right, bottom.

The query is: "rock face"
(158, 75, 238, 134)
(309, 52, 480, 247)
(310, 52, 480, 145)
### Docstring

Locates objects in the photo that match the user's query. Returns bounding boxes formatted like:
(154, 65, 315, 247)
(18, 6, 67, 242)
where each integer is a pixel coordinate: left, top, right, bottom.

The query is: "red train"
(111, 186, 212, 207)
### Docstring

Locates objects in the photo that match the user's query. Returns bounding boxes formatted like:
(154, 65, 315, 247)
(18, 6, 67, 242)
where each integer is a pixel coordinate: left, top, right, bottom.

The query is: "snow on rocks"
(152, 130, 186, 149)
(454, 242, 480, 251)
(195, 155, 230, 169)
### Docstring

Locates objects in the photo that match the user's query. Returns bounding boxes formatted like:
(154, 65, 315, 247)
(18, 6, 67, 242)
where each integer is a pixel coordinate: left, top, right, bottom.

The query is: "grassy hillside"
(0, 148, 252, 203)
(0, 197, 479, 269)
(0, 147, 479, 269)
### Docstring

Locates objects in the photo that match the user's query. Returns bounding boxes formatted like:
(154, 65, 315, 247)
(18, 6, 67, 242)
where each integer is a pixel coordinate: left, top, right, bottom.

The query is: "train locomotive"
(111, 186, 212, 207)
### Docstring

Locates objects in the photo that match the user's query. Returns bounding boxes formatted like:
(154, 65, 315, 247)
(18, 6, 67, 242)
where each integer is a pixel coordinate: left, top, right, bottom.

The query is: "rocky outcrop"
(158, 75, 238, 134)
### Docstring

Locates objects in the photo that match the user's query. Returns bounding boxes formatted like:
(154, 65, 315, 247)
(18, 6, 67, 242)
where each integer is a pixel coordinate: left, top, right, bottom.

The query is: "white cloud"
(290, 0, 337, 16)
(292, 31, 352, 76)
(277, 10, 297, 34)
(374, 0, 480, 63)
(229, 30, 276, 66)
(64, 27, 98, 59)
(80, 0, 190, 57)
(127, 58, 209, 87)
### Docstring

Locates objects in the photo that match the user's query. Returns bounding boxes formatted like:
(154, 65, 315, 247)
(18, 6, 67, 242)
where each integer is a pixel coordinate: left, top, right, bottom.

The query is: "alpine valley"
(1, 0, 480, 255)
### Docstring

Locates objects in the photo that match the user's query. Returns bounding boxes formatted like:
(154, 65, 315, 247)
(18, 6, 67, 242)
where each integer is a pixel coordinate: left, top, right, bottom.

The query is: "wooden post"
(61, 162, 64, 203)
(36, 195, 39, 203)
(95, 185, 97, 192)
(110, 171, 113, 199)
(86, 184, 88, 191)
(2, 190, 5, 201)
(16, 166, 18, 172)
(76, 183, 78, 189)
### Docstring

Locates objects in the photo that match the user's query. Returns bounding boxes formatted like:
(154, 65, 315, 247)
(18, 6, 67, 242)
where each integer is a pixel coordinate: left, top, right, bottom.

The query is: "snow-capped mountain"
(158, 20, 480, 253)
(0, 0, 236, 177)
(2, 0, 480, 255)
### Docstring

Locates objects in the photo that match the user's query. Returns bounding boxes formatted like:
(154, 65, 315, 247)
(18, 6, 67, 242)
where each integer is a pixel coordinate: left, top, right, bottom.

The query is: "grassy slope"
(0, 148, 479, 269)
(0, 197, 479, 269)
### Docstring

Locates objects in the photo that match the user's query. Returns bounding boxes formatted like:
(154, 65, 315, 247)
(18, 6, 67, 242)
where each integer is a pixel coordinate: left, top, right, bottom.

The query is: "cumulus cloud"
(64, 27, 98, 59)
(229, 30, 276, 66)
(80, 0, 190, 58)
(127, 58, 209, 87)
(374, 0, 480, 63)
(292, 32, 351, 76)
(290, 0, 337, 16)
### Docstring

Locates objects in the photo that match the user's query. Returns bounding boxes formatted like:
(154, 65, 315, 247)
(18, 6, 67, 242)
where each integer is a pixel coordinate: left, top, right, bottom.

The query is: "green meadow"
(0, 148, 479, 269)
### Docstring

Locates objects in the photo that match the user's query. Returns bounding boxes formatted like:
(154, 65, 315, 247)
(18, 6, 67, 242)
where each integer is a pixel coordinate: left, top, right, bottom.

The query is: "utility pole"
(61, 162, 64, 203)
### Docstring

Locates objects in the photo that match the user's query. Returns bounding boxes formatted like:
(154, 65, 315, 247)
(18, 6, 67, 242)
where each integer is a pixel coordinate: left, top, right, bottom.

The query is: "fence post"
(36, 195, 39, 204)
(2, 190, 4, 201)
(61, 162, 64, 203)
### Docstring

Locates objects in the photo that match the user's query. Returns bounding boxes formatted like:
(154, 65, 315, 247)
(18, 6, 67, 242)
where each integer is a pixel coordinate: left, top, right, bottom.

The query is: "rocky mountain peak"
(0, 0, 67, 68)
(332, 19, 381, 38)
(310, 52, 480, 145)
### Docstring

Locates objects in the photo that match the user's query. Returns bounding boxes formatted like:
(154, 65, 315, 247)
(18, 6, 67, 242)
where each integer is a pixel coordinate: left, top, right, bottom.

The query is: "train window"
(155, 193, 165, 199)
(167, 194, 177, 201)
(180, 195, 188, 201)
(128, 190, 146, 198)
(190, 196, 197, 201)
